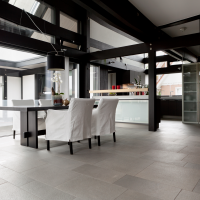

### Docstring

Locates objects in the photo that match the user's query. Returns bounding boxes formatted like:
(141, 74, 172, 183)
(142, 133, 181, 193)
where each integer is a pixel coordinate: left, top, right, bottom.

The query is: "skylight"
(0, 47, 41, 62)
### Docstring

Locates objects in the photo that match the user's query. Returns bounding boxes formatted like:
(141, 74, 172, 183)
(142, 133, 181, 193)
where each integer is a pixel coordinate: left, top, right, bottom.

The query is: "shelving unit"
(182, 63, 199, 124)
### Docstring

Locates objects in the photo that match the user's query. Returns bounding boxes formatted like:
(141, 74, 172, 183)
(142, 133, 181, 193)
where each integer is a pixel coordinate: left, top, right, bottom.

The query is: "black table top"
(0, 105, 69, 112)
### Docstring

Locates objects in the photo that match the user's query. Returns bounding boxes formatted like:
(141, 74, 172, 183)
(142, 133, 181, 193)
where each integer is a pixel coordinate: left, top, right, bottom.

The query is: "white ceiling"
(129, 0, 200, 56)
(129, 0, 200, 26)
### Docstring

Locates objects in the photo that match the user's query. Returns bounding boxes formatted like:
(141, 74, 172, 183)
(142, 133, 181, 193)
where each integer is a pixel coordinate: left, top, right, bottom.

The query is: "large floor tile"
(193, 179, 200, 194)
(41, 156, 85, 171)
(179, 146, 200, 156)
(95, 154, 153, 175)
(73, 164, 125, 183)
(0, 167, 33, 187)
(139, 149, 187, 163)
(0, 182, 41, 200)
(136, 162, 200, 191)
(114, 175, 181, 200)
(23, 164, 79, 187)
(0, 155, 47, 173)
(183, 155, 200, 165)
(68, 149, 116, 164)
(184, 162, 200, 170)
(115, 190, 162, 200)
(0, 178, 6, 185)
(57, 174, 126, 200)
(176, 190, 200, 200)
(21, 181, 75, 200)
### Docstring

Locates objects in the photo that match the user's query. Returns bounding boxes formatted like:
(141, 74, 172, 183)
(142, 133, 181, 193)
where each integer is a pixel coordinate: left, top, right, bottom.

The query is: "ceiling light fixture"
(22, 9, 65, 71)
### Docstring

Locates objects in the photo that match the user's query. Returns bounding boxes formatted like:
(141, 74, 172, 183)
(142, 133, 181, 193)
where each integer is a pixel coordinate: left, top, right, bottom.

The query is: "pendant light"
(47, 54, 65, 71)
(22, 9, 65, 71)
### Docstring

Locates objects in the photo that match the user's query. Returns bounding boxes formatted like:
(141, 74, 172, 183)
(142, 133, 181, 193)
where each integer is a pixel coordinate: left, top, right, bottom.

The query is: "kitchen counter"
(93, 95, 149, 124)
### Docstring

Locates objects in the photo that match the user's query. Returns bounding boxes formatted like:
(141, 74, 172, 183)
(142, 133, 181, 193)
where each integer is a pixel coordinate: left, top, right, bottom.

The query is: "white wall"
(7, 76, 21, 100)
(23, 75, 35, 99)
(90, 19, 138, 48)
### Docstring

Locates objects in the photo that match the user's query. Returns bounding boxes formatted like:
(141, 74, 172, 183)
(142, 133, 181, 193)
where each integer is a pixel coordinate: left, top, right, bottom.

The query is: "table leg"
(20, 111, 28, 146)
(28, 111, 38, 149)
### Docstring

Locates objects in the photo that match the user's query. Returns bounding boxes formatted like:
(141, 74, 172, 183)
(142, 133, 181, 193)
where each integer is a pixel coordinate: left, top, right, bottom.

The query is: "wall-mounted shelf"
(89, 88, 148, 93)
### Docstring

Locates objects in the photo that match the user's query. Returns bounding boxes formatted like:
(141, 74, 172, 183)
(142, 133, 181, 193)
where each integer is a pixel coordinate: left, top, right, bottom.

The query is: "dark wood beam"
(79, 11, 90, 98)
(89, 33, 199, 62)
(89, 43, 149, 61)
(0, 1, 84, 45)
(90, 59, 145, 72)
(143, 55, 178, 64)
(145, 64, 182, 75)
(0, 29, 86, 59)
(158, 15, 200, 29)
(90, 38, 144, 62)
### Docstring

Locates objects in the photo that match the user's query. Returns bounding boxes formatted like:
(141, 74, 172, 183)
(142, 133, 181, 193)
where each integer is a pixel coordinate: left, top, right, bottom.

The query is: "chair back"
(39, 99, 52, 106)
(12, 99, 34, 106)
(94, 98, 119, 135)
(68, 98, 95, 141)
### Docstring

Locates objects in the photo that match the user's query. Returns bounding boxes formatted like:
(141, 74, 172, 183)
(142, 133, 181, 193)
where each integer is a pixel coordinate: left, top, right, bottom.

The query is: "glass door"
(183, 63, 198, 123)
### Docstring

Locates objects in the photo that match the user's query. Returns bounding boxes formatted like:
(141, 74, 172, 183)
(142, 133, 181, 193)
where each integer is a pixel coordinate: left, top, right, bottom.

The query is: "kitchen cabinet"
(161, 99, 182, 117)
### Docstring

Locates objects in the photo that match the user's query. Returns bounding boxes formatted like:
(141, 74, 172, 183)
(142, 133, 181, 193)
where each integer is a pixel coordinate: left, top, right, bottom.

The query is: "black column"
(149, 50, 158, 131)
(79, 11, 90, 98)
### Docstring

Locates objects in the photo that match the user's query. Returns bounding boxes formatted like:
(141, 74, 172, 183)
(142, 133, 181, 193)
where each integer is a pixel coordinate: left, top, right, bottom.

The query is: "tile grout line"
(174, 189, 182, 200)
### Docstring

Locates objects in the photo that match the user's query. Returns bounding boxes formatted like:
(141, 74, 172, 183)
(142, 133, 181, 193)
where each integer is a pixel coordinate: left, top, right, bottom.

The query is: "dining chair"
(45, 98, 95, 154)
(38, 99, 52, 119)
(12, 99, 45, 139)
(91, 98, 119, 146)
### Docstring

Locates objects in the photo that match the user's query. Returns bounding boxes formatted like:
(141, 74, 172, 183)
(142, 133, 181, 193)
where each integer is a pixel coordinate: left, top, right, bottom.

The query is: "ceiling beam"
(158, 15, 200, 29)
(0, 29, 86, 59)
(90, 59, 145, 72)
(89, 43, 149, 61)
(73, 0, 197, 63)
(89, 32, 199, 61)
(143, 55, 179, 64)
(90, 38, 144, 62)
(0, 1, 84, 45)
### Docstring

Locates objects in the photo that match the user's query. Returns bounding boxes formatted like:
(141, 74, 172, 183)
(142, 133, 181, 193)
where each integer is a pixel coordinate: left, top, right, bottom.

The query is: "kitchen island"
(92, 95, 149, 124)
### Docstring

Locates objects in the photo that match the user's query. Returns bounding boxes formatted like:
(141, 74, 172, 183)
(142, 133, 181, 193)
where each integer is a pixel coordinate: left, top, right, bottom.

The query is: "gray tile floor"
(0, 120, 200, 199)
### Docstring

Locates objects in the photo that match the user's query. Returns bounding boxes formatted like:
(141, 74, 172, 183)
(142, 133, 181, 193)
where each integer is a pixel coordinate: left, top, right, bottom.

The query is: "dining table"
(0, 105, 69, 149)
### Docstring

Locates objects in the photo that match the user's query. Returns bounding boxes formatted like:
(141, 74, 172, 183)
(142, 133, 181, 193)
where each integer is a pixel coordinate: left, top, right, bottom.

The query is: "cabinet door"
(161, 100, 169, 116)
(168, 100, 177, 116)
(176, 101, 182, 116)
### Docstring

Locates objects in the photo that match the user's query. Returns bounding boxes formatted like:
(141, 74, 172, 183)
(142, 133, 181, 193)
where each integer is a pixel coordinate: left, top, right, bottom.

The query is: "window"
(60, 12, 78, 49)
(176, 87, 182, 95)
(157, 73, 182, 96)
(90, 65, 100, 98)
(156, 62, 167, 68)
(9, 0, 53, 23)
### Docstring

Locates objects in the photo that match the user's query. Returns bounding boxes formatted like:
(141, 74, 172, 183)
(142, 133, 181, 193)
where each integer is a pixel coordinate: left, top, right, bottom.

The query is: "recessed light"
(180, 27, 187, 32)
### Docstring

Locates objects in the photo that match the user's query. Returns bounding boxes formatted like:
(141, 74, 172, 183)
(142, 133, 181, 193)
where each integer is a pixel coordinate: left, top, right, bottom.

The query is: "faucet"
(170, 91, 174, 97)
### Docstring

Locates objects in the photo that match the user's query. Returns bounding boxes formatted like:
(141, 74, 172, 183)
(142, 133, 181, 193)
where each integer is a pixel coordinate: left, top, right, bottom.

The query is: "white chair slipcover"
(39, 99, 52, 106)
(91, 98, 119, 136)
(12, 99, 45, 134)
(38, 99, 52, 119)
(45, 98, 95, 142)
